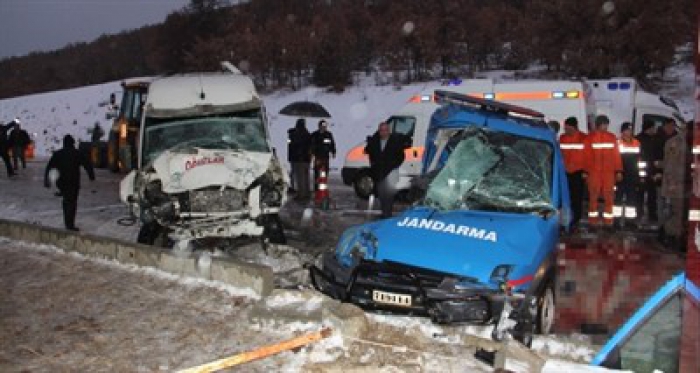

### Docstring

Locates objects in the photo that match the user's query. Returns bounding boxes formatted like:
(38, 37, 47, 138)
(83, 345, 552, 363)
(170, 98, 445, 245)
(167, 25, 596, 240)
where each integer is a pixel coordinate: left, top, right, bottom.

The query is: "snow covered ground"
(1, 237, 624, 372)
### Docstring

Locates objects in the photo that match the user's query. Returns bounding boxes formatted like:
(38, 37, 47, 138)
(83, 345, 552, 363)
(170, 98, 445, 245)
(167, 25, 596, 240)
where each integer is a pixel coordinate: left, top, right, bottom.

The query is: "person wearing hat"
(614, 122, 642, 228)
(635, 121, 662, 222)
(559, 116, 587, 230)
(583, 115, 622, 229)
(0, 119, 18, 177)
(44, 135, 95, 231)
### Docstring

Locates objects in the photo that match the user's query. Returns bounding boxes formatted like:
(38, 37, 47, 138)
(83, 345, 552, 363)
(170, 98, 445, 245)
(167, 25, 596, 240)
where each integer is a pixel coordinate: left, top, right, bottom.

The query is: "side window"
(387, 116, 416, 140)
(133, 91, 146, 121)
(604, 294, 682, 372)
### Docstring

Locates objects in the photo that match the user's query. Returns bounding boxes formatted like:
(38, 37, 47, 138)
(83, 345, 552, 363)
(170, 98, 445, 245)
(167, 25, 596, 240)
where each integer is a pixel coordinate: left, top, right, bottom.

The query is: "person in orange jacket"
(559, 116, 587, 229)
(614, 122, 641, 228)
(584, 115, 623, 228)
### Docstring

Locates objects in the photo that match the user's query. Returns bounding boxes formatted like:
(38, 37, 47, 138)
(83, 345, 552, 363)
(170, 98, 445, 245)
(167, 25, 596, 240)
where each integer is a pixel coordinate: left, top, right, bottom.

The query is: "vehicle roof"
(145, 72, 260, 118)
(428, 91, 557, 144)
(121, 77, 153, 89)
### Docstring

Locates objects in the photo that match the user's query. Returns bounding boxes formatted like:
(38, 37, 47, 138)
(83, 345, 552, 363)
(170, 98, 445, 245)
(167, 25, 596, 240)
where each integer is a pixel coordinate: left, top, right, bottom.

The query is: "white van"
(120, 64, 288, 247)
(342, 78, 683, 198)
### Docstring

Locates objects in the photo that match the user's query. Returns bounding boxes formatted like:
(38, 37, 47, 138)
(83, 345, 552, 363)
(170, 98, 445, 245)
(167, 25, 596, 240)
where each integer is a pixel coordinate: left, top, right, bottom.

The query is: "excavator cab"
(107, 80, 149, 172)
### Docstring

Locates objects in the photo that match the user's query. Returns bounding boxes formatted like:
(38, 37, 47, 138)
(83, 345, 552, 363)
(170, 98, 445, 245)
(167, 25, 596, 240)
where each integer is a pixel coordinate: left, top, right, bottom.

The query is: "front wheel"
(261, 214, 286, 245)
(353, 171, 374, 200)
(536, 283, 556, 335)
(137, 222, 170, 247)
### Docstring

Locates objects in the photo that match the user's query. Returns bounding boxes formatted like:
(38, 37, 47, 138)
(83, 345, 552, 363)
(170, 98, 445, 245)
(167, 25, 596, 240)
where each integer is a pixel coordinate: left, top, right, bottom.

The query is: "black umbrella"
(279, 101, 332, 118)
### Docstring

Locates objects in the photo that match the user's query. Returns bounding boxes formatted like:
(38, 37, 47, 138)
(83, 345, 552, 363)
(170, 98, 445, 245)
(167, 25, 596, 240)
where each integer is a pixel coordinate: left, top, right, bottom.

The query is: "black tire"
(137, 222, 169, 247)
(536, 282, 556, 335)
(353, 170, 374, 200)
(262, 214, 286, 244)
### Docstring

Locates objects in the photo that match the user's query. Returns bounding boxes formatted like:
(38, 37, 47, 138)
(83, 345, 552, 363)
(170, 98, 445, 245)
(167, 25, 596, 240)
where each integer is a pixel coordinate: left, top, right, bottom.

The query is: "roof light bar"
(607, 82, 631, 91)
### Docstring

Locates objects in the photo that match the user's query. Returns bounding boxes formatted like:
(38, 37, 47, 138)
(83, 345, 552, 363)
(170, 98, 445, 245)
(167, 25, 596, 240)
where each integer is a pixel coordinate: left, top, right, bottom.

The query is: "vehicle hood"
(366, 207, 558, 282)
(151, 148, 272, 193)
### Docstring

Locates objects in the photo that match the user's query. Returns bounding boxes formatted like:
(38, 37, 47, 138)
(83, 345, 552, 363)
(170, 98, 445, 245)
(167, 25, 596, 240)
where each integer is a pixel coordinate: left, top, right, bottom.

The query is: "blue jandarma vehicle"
(310, 90, 570, 345)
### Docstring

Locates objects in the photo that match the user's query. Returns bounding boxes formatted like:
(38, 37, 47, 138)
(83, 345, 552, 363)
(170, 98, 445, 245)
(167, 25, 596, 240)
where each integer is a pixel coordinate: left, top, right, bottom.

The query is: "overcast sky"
(0, 0, 191, 60)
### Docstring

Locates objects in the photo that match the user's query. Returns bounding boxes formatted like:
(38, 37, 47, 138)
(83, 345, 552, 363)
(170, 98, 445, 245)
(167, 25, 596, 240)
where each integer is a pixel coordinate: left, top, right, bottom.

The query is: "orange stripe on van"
(346, 145, 368, 162)
(494, 91, 553, 101)
(346, 145, 423, 162)
(404, 146, 424, 161)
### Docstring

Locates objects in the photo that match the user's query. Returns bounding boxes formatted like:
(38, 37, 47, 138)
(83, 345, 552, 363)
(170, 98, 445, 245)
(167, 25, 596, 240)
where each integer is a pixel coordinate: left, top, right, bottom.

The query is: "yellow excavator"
(106, 79, 150, 172)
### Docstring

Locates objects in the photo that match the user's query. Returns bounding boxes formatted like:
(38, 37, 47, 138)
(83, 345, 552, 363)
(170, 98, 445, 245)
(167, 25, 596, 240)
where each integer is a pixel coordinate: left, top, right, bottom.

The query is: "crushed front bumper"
(310, 253, 509, 324)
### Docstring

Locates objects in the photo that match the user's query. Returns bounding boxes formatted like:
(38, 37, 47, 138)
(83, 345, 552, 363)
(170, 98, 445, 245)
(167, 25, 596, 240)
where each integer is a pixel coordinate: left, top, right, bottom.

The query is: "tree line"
(0, 0, 694, 99)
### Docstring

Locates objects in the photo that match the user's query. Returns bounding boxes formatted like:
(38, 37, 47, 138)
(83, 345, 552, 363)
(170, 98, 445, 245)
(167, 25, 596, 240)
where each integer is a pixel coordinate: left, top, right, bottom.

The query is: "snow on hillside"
(0, 82, 121, 156)
(0, 65, 694, 162)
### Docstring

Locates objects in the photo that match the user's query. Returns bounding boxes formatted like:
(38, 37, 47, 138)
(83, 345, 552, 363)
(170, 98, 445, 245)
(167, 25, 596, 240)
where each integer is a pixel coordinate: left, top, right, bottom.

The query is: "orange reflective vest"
(618, 137, 641, 179)
(559, 131, 587, 173)
(584, 130, 622, 174)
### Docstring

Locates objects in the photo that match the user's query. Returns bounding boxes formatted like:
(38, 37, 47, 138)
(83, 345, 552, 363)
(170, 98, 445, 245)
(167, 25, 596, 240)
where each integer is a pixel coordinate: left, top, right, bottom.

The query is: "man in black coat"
(636, 121, 662, 222)
(310, 119, 336, 189)
(44, 135, 95, 231)
(287, 119, 312, 200)
(365, 122, 410, 218)
(9, 123, 31, 170)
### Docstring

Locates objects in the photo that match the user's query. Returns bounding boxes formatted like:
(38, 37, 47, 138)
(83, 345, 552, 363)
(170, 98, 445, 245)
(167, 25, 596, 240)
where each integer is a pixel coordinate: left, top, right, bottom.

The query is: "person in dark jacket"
(614, 122, 642, 228)
(0, 119, 18, 177)
(365, 122, 410, 218)
(310, 119, 336, 189)
(636, 121, 662, 222)
(9, 123, 31, 170)
(44, 135, 95, 231)
(287, 119, 312, 200)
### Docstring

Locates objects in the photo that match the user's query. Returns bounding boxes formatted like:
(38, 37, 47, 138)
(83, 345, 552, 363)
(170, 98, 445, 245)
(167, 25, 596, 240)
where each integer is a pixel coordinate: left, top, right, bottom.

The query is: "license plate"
(372, 290, 412, 307)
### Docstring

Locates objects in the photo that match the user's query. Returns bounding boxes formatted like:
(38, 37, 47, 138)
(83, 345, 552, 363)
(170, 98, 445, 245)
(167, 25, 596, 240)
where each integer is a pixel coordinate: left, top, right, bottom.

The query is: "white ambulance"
(342, 78, 684, 198)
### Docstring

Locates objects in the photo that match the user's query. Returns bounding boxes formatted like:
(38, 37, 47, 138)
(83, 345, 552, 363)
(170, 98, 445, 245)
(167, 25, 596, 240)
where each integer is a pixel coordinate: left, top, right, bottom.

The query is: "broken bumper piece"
(310, 253, 508, 324)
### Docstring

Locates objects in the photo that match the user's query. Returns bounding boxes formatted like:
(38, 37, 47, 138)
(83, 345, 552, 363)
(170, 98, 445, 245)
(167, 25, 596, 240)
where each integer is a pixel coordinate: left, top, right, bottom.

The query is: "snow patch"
(533, 335, 598, 362)
(542, 359, 633, 373)
(7, 238, 260, 299)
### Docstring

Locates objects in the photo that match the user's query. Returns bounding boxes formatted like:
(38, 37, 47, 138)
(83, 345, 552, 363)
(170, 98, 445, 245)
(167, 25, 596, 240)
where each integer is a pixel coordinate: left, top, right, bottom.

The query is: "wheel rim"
(539, 287, 555, 334)
(355, 175, 374, 198)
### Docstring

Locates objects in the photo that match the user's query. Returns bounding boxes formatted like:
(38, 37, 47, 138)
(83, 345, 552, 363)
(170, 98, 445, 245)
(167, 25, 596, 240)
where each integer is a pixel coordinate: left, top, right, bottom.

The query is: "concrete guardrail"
(0, 218, 273, 297)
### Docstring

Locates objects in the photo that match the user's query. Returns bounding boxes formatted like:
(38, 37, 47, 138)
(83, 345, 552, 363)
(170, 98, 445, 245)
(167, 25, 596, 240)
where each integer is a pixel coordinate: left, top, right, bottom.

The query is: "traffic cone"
(25, 141, 34, 160)
(314, 167, 330, 210)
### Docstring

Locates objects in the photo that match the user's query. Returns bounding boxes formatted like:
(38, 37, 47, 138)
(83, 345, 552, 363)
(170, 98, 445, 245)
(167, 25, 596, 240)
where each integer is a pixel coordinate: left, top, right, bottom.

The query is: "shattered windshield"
(424, 127, 553, 213)
(142, 109, 269, 165)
